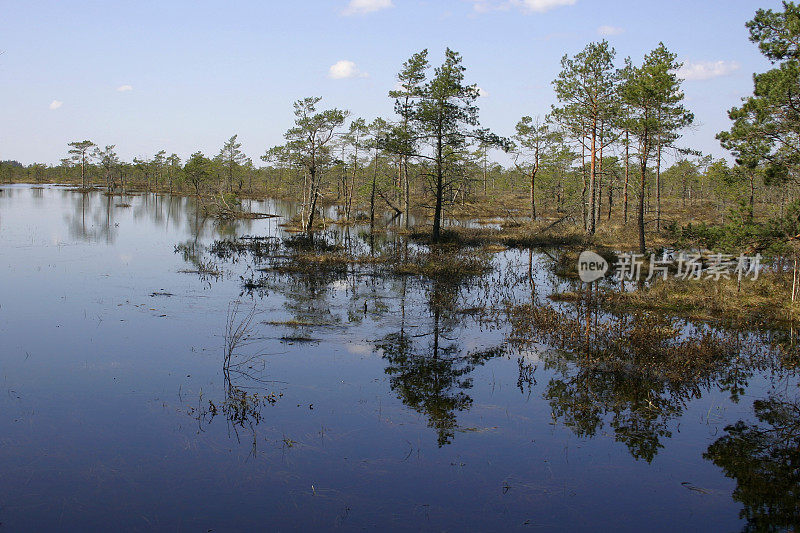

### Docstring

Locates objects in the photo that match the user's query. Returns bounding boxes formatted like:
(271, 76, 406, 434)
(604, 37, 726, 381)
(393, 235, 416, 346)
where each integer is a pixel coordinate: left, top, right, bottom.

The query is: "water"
(0, 185, 797, 531)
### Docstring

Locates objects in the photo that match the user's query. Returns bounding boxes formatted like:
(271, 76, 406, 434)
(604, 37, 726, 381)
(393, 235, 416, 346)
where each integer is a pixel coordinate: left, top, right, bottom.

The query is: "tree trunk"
(597, 127, 603, 228)
(305, 168, 318, 234)
(589, 121, 597, 234)
(432, 135, 444, 242)
(483, 147, 488, 195)
(656, 142, 662, 231)
(397, 158, 402, 213)
(347, 144, 358, 223)
(404, 156, 410, 229)
(623, 130, 629, 224)
(370, 148, 378, 233)
(638, 145, 648, 254)
(581, 125, 588, 231)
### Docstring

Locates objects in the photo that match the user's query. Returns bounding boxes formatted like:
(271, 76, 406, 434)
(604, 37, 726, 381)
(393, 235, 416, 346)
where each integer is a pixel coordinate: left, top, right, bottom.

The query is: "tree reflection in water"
(377, 278, 503, 447)
(705, 395, 800, 532)
(509, 285, 772, 462)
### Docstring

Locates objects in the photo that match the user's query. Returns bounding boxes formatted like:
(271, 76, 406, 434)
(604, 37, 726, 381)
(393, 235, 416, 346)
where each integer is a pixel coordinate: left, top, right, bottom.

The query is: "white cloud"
(475, 86, 489, 97)
(597, 25, 623, 36)
(471, 0, 575, 13)
(470, 0, 498, 13)
(346, 343, 375, 356)
(676, 60, 740, 81)
(329, 60, 368, 79)
(343, 0, 393, 15)
(514, 0, 575, 12)
(117, 84, 133, 92)
(49, 100, 62, 110)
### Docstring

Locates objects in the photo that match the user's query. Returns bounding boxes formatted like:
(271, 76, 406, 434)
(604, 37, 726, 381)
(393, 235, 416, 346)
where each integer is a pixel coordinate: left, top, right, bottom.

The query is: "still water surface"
(0, 185, 797, 531)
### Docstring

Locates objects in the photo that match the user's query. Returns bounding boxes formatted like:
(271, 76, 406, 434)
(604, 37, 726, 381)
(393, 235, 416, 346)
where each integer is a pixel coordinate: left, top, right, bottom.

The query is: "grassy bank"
(552, 270, 799, 330)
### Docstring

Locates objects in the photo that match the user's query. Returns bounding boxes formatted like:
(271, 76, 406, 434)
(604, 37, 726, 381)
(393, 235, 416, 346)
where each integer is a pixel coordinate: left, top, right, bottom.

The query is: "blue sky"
(0, 0, 783, 166)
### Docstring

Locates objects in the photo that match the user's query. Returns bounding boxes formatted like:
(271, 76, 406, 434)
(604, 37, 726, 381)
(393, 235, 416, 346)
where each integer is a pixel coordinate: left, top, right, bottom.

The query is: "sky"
(0, 0, 784, 167)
